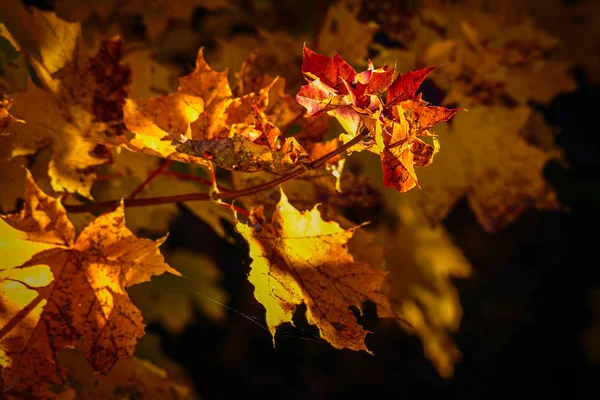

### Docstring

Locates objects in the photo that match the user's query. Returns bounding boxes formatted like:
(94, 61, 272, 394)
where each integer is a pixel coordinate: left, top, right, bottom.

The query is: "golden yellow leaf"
(236, 190, 397, 353)
(0, 171, 178, 396)
(405, 106, 561, 232)
(123, 48, 235, 164)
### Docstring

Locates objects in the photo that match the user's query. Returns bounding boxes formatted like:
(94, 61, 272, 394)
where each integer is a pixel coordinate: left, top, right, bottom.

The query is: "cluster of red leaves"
(296, 46, 460, 192)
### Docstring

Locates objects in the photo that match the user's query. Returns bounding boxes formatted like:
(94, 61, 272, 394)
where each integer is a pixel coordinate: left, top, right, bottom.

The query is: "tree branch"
(64, 132, 368, 214)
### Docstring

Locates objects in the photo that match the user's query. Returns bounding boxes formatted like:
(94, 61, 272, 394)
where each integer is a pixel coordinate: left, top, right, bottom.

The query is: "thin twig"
(128, 159, 173, 199)
(159, 171, 230, 191)
(64, 132, 368, 214)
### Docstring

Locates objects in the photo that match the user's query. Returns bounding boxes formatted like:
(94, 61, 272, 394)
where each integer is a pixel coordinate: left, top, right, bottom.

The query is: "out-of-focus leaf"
(128, 249, 229, 334)
(404, 107, 561, 233)
(317, 0, 378, 66)
(58, 349, 196, 400)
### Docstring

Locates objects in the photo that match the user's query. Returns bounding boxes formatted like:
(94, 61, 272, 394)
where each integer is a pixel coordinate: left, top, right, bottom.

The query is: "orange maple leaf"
(236, 190, 403, 353)
(0, 171, 178, 397)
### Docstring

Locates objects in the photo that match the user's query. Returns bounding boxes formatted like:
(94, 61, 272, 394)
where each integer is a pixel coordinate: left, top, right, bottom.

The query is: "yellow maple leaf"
(0, 171, 178, 397)
(236, 190, 398, 353)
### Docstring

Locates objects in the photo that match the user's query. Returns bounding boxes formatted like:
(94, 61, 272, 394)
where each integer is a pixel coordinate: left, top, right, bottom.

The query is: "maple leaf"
(404, 106, 561, 232)
(236, 190, 398, 353)
(297, 46, 460, 192)
(1, 8, 132, 197)
(0, 171, 178, 396)
(125, 48, 310, 173)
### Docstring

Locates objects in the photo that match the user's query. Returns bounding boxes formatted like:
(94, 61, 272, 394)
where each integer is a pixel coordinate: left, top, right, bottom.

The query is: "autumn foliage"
(0, 0, 584, 397)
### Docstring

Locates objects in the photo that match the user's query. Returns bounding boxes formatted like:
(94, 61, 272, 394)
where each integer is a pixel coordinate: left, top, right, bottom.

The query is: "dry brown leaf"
(236, 190, 397, 353)
(0, 171, 178, 397)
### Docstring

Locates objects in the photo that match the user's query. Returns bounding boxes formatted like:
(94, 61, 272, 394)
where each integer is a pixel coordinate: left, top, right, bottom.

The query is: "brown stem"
(64, 132, 367, 214)
(129, 159, 173, 199)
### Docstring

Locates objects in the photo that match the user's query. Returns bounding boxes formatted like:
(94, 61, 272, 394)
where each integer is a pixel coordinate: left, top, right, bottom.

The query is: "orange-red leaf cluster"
(296, 46, 460, 192)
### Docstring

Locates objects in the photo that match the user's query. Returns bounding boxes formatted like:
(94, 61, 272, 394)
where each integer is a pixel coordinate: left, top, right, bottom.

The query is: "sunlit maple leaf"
(236, 190, 400, 353)
(404, 106, 561, 232)
(0, 171, 178, 397)
(125, 48, 310, 173)
(123, 48, 230, 164)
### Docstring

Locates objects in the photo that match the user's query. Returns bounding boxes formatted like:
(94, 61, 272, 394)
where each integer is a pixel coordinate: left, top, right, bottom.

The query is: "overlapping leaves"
(296, 46, 460, 192)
